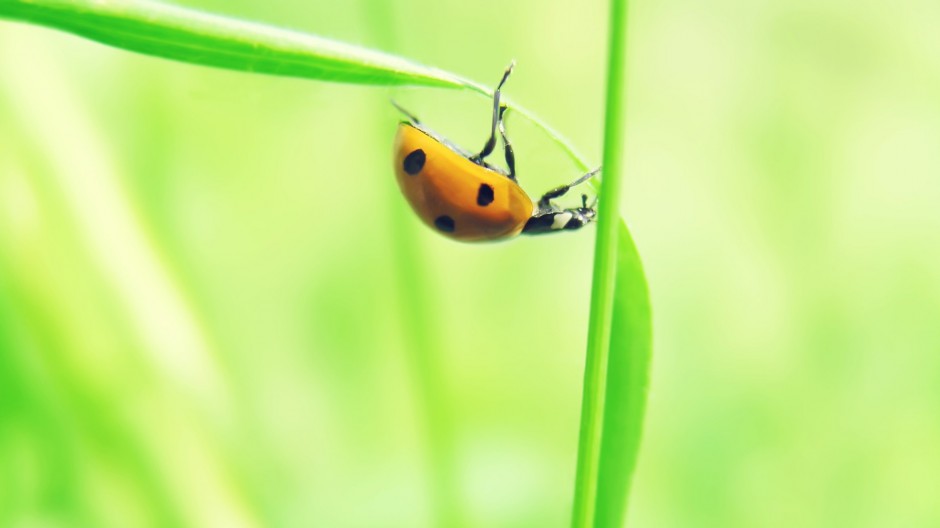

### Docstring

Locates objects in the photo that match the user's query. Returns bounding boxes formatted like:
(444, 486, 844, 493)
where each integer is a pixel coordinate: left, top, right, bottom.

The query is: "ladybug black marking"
(477, 184, 495, 206)
(434, 215, 456, 232)
(403, 149, 426, 175)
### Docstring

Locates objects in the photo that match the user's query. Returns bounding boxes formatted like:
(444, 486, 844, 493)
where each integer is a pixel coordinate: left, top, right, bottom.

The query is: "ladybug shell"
(393, 123, 535, 241)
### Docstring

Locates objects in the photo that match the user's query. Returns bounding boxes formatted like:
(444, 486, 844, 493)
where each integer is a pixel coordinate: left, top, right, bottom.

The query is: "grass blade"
(0, 0, 468, 88)
(571, 0, 652, 526)
(0, 0, 589, 180)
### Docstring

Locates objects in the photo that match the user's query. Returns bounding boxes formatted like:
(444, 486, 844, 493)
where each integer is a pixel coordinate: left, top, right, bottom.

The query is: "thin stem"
(571, 0, 630, 525)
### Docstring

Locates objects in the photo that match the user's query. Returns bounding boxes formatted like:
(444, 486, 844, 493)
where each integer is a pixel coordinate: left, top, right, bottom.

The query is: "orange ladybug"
(393, 62, 598, 242)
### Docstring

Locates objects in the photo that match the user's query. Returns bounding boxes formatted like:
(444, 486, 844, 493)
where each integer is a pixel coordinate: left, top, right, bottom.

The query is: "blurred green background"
(2, 0, 940, 526)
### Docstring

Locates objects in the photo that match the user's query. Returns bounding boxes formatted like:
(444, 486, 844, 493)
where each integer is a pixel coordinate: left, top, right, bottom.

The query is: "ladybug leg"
(473, 61, 515, 163)
(535, 167, 601, 210)
(497, 104, 517, 180)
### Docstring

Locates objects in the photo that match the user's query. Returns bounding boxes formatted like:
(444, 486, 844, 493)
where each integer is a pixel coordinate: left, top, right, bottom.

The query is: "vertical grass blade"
(572, 0, 652, 526)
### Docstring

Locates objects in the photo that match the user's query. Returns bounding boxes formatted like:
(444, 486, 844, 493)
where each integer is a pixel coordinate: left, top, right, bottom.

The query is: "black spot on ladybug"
(434, 215, 455, 232)
(476, 184, 495, 206)
(403, 149, 426, 175)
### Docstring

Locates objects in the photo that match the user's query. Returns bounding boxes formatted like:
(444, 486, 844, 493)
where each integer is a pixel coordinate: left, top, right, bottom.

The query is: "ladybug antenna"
(390, 99, 421, 125)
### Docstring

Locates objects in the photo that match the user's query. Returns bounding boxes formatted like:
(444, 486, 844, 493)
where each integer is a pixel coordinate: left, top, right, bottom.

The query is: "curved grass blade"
(0, 0, 468, 88)
(0, 0, 591, 183)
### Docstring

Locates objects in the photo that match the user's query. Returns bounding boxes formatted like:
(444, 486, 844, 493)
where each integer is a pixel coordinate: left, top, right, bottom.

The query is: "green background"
(1, 0, 939, 526)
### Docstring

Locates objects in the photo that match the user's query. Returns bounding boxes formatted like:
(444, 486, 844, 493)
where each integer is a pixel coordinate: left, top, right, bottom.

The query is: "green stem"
(571, 0, 630, 525)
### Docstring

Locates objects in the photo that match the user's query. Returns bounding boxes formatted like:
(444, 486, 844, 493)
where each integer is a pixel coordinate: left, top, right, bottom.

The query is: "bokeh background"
(2, 0, 940, 526)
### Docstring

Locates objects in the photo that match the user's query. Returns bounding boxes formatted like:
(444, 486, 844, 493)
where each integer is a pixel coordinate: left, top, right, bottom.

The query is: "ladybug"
(393, 62, 598, 242)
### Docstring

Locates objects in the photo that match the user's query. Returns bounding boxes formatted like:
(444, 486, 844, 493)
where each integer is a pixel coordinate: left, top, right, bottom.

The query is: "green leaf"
(594, 221, 652, 527)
